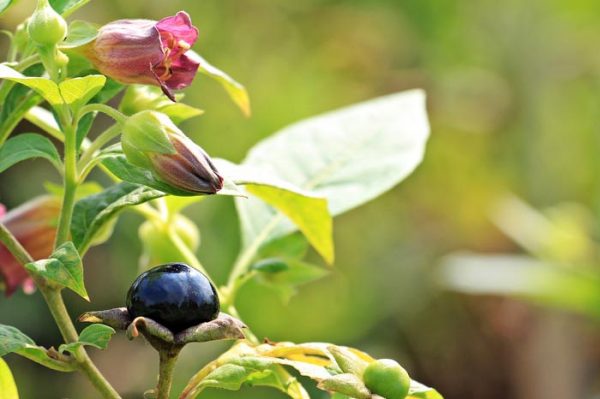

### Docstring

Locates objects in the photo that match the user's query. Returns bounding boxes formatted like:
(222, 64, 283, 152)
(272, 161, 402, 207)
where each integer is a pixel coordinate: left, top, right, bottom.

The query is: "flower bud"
(81, 11, 200, 101)
(122, 110, 223, 194)
(0, 196, 61, 296)
(27, 0, 67, 47)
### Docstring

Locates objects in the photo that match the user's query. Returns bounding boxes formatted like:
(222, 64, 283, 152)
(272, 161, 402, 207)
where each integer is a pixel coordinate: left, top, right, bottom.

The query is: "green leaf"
(119, 85, 203, 124)
(0, 0, 16, 16)
(61, 20, 98, 49)
(215, 159, 333, 263)
(0, 358, 18, 399)
(58, 75, 106, 111)
(102, 154, 244, 198)
(247, 184, 333, 264)
(317, 373, 370, 399)
(49, 0, 90, 17)
(0, 64, 62, 106)
(25, 242, 88, 300)
(59, 324, 115, 354)
(193, 51, 251, 117)
(71, 182, 165, 250)
(0, 325, 76, 372)
(236, 90, 429, 260)
(253, 258, 330, 303)
(408, 380, 444, 399)
(0, 133, 61, 173)
(257, 233, 308, 260)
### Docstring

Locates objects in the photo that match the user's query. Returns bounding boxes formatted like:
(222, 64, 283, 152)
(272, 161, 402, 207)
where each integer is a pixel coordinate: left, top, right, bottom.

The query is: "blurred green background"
(1, 0, 600, 398)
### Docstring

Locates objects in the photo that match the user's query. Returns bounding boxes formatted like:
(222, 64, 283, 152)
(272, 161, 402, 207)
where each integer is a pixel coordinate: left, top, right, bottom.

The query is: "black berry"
(126, 263, 220, 333)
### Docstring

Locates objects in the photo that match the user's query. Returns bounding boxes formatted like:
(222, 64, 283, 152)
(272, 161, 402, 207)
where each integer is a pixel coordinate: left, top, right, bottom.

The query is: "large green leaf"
(0, 358, 18, 399)
(0, 133, 61, 173)
(25, 242, 88, 300)
(0, 324, 76, 372)
(59, 324, 115, 354)
(236, 90, 429, 254)
(71, 182, 165, 251)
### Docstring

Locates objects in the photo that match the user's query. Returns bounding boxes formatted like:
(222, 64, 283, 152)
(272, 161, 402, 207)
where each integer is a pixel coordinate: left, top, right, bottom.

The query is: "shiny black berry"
(126, 263, 220, 333)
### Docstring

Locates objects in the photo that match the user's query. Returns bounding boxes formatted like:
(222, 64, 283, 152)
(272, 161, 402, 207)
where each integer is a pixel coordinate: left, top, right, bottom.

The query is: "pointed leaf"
(59, 75, 106, 111)
(25, 242, 88, 300)
(0, 133, 61, 173)
(193, 51, 250, 117)
(0, 64, 62, 106)
(71, 182, 165, 250)
(0, 324, 76, 372)
(236, 90, 429, 262)
(58, 324, 115, 354)
(49, 0, 90, 17)
(61, 20, 98, 49)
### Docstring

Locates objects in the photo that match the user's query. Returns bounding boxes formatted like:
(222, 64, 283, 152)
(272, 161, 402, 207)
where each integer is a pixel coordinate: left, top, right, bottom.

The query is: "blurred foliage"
(0, 0, 599, 398)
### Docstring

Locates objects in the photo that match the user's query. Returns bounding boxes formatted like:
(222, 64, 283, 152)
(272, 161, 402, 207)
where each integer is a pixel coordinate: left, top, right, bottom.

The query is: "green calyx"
(121, 110, 178, 169)
(28, 0, 67, 47)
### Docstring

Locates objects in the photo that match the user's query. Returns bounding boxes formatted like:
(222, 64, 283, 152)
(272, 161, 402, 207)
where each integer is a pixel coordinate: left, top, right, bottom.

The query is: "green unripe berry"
(27, 0, 67, 47)
(363, 359, 411, 399)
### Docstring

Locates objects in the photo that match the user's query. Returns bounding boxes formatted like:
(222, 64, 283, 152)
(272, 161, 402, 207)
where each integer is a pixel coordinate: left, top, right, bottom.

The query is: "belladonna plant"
(0, 1, 440, 398)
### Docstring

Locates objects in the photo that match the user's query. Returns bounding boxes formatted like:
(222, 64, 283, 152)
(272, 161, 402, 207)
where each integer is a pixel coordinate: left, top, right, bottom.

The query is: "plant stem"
(77, 124, 121, 178)
(157, 348, 181, 399)
(0, 224, 121, 398)
(54, 107, 77, 248)
(77, 103, 127, 125)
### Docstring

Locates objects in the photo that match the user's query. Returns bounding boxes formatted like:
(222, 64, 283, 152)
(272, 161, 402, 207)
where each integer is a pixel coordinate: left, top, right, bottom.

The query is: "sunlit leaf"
(236, 90, 429, 263)
(192, 51, 250, 117)
(0, 358, 18, 399)
(0, 64, 62, 105)
(58, 75, 106, 111)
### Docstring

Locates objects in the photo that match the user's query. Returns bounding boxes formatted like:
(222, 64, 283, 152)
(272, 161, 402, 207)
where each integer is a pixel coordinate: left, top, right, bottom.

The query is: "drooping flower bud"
(121, 110, 223, 194)
(27, 0, 67, 47)
(81, 11, 200, 101)
(0, 196, 61, 296)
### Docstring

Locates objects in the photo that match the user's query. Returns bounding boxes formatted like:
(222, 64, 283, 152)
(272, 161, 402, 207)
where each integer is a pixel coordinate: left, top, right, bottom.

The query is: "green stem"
(77, 103, 127, 125)
(77, 124, 121, 178)
(0, 224, 121, 398)
(54, 107, 78, 248)
(157, 349, 181, 399)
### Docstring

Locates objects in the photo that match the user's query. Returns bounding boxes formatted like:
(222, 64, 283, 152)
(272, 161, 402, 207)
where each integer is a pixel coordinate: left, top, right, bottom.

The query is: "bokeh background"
(1, 0, 600, 398)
